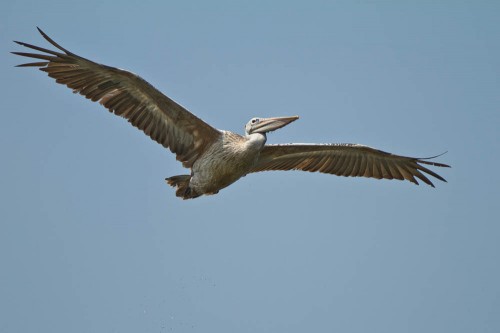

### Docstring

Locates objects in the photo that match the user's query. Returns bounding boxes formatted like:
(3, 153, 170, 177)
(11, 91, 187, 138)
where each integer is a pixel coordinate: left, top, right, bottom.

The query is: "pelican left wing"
(13, 28, 220, 168)
(250, 143, 450, 187)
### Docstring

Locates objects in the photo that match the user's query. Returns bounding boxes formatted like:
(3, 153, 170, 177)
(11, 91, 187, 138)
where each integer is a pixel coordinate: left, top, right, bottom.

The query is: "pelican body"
(13, 29, 450, 199)
(169, 117, 296, 198)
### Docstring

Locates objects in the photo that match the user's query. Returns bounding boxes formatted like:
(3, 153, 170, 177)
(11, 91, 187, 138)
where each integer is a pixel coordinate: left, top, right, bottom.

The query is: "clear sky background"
(1, 1, 499, 332)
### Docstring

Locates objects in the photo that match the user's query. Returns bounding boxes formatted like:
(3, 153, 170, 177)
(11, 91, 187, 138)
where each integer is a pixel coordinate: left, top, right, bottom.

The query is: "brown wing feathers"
(252, 144, 450, 187)
(13, 28, 220, 168)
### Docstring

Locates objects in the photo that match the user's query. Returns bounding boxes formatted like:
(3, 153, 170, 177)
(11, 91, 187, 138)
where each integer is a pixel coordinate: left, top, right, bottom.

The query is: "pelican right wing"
(13, 28, 221, 168)
(251, 143, 450, 187)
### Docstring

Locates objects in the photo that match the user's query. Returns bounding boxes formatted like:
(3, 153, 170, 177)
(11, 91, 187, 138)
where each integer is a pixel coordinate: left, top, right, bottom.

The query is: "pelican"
(13, 28, 450, 199)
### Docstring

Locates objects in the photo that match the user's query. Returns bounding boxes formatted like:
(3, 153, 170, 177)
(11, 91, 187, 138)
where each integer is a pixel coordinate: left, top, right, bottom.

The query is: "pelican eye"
(251, 118, 259, 124)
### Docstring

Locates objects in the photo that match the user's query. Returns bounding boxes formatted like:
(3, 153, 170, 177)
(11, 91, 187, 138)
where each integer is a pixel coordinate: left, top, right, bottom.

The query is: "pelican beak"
(253, 116, 299, 133)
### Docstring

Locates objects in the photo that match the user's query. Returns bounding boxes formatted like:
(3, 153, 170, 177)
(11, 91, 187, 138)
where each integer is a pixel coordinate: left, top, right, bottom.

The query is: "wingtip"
(13, 40, 32, 49)
(417, 151, 451, 168)
(31, 26, 72, 54)
(37, 27, 49, 40)
(419, 151, 448, 160)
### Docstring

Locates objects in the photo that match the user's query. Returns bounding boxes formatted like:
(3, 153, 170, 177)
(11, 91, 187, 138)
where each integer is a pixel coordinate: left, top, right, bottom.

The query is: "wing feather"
(251, 143, 450, 187)
(386, 160, 404, 180)
(13, 28, 220, 168)
(342, 155, 356, 177)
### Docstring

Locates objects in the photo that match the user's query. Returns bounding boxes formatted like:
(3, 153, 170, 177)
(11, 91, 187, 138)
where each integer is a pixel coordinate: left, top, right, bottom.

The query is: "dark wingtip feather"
(36, 27, 72, 54)
(15, 61, 49, 67)
(417, 151, 451, 168)
(420, 160, 451, 168)
(11, 51, 54, 61)
(14, 39, 63, 56)
(416, 173, 435, 187)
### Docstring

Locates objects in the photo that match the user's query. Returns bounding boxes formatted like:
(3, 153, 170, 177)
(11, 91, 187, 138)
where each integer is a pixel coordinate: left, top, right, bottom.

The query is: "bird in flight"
(13, 28, 450, 199)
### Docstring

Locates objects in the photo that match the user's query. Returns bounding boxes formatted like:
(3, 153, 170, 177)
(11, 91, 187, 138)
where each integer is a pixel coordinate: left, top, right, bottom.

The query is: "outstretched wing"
(251, 143, 450, 187)
(13, 28, 221, 168)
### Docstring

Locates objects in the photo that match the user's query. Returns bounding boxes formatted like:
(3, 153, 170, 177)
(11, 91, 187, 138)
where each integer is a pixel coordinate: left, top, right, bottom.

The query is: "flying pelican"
(13, 28, 450, 199)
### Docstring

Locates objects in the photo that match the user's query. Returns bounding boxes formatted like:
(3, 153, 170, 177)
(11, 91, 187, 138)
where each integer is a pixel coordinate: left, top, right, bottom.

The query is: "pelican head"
(245, 116, 299, 135)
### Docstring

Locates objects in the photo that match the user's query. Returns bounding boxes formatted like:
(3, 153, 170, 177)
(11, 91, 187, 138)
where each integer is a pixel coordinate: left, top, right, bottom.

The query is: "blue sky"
(1, 1, 499, 332)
